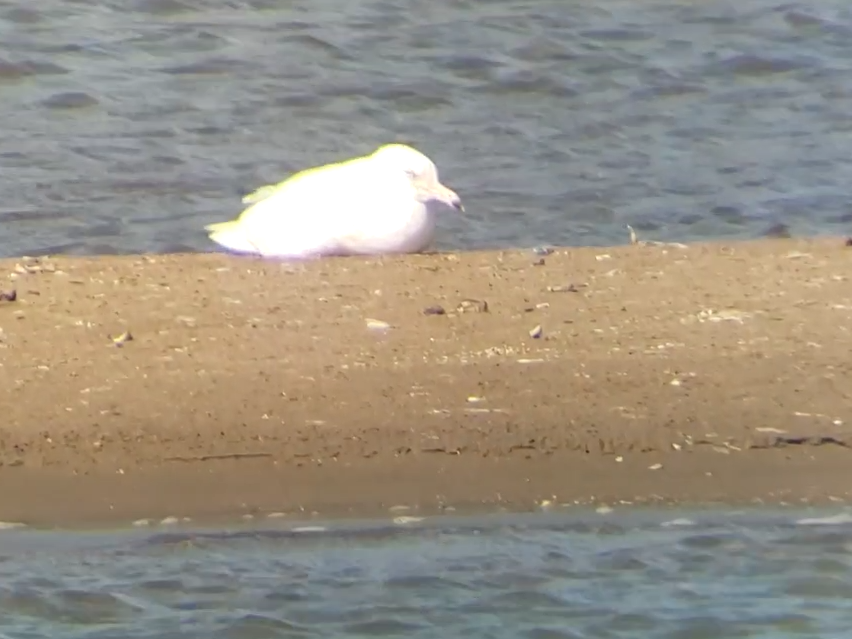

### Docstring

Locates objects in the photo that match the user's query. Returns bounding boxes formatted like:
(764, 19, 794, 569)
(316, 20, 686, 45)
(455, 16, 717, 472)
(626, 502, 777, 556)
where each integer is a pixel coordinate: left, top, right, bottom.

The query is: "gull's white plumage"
(205, 144, 463, 259)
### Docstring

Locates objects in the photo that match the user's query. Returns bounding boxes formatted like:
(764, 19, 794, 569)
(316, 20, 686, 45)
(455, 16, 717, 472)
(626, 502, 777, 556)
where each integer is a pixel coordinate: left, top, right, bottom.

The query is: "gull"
(204, 143, 464, 259)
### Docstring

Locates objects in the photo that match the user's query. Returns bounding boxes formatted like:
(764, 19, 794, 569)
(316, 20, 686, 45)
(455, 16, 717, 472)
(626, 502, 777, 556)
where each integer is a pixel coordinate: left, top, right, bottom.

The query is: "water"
(4, 2, 852, 635)
(2, 0, 852, 258)
(4, 510, 852, 637)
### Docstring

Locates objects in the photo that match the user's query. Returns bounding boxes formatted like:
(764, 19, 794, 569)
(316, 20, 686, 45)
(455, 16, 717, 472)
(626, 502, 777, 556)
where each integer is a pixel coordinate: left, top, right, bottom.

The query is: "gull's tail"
(204, 219, 259, 255)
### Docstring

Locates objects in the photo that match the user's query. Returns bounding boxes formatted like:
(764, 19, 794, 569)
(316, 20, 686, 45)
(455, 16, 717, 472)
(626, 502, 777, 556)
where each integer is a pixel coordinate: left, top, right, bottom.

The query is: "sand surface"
(1, 238, 851, 527)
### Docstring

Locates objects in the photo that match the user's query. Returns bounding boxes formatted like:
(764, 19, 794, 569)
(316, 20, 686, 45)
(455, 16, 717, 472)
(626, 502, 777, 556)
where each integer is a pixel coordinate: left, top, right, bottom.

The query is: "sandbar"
(0, 237, 850, 527)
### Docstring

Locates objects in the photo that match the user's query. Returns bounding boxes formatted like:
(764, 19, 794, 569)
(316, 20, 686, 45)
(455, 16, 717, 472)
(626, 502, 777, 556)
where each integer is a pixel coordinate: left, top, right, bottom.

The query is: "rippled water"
(4, 511, 852, 637)
(2, 0, 852, 258)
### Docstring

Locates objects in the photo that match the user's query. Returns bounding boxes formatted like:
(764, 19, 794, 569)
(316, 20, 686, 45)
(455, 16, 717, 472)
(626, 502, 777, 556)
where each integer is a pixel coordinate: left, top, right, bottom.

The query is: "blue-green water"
(4, 0, 852, 635)
(4, 510, 852, 638)
(2, 0, 852, 257)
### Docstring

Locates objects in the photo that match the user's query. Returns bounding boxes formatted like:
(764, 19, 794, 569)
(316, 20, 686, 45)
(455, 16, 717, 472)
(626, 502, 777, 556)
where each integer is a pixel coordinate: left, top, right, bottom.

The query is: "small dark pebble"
(532, 258, 546, 266)
(845, 238, 852, 247)
(423, 305, 446, 316)
(0, 289, 17, 302)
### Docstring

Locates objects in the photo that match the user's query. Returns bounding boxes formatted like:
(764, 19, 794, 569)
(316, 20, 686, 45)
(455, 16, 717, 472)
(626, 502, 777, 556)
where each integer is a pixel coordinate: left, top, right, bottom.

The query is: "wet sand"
(1, 238, 851, 527)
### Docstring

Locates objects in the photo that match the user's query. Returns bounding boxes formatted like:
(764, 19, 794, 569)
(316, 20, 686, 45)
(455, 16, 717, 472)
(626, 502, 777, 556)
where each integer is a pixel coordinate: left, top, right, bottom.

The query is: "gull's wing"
(241, 153, 369, 205)
(225, 157, 384, 258)
(242, 184, 281, 205)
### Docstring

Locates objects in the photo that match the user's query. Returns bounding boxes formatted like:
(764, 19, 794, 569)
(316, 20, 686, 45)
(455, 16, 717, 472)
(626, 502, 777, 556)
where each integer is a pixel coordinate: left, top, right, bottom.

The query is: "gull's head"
(370, 144, 464, 212)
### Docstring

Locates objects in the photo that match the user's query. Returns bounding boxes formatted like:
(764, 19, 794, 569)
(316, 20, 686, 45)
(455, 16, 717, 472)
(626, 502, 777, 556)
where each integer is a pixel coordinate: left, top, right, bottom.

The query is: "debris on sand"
(0, 290, 16, 302)
(456, 299, 488, 314)
(111, 331, 133, 347)
(627, 224, 638, 245)
(423, 305, 446, 316)
(366, 318, 391, 331)
(546, 284, 580, 293)
(13, 257, 56, 275)
(626, 224, 689, 249)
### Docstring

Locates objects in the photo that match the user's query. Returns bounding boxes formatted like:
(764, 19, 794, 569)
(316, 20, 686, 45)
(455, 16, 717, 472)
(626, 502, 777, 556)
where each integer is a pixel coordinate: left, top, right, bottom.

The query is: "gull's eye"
(404, 168, 417, 178)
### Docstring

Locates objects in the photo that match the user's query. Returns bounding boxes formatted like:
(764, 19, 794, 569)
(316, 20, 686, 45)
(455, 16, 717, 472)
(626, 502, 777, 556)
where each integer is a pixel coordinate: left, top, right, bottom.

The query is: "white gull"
(204, 143, 463, 259)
